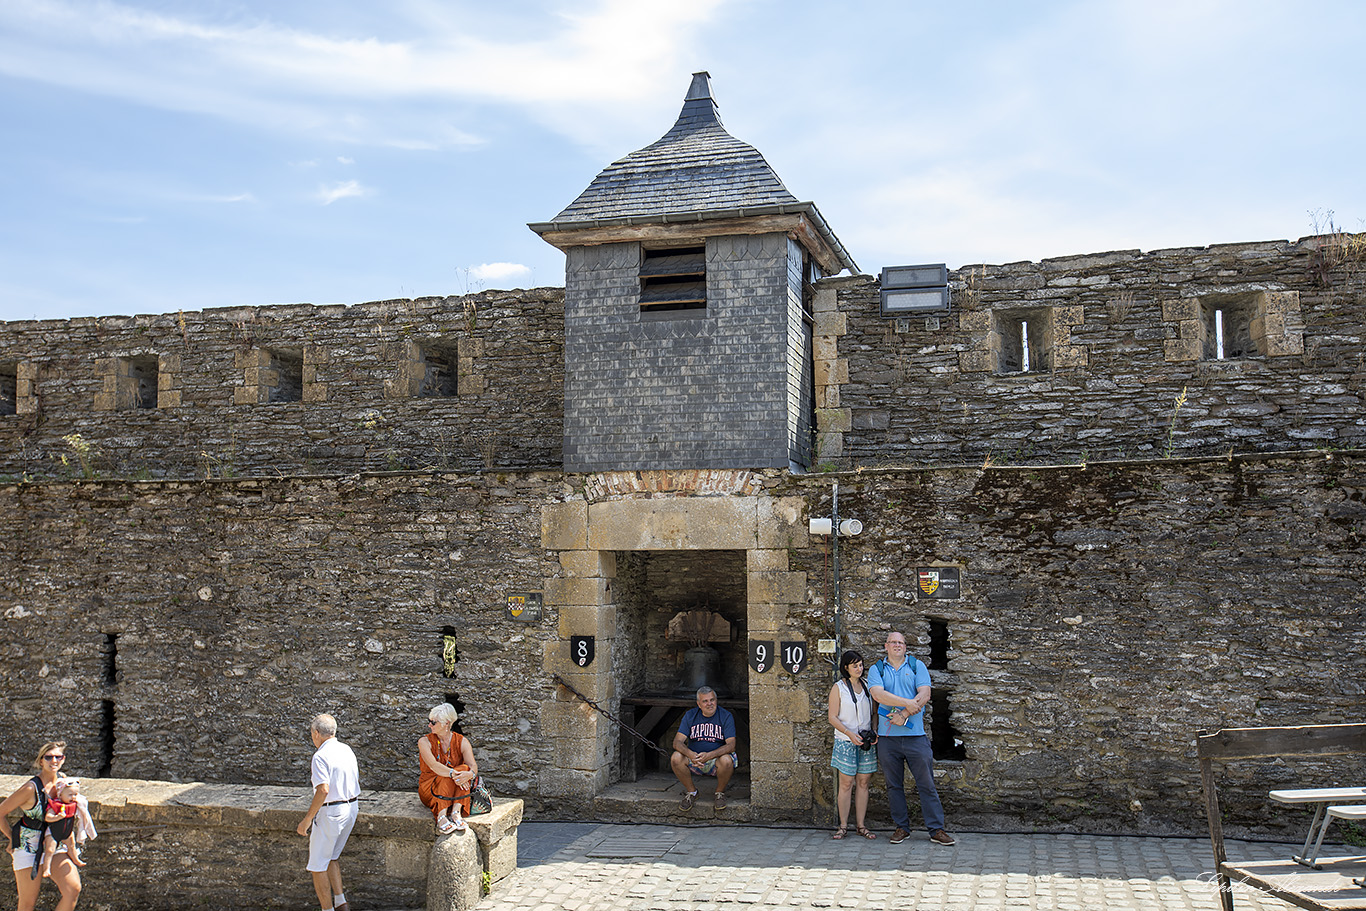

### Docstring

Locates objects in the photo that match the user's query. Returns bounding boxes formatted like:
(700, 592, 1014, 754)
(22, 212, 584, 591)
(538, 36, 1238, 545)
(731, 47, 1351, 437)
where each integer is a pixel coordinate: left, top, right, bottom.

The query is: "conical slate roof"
(550, 72, 800, 222)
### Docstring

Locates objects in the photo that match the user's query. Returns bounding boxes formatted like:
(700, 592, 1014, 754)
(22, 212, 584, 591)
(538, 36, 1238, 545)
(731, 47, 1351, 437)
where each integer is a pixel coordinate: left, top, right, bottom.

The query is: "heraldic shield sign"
(917, 566, 960, 599)
(749, 639, 774, 673)
(780, 640, 806, 674)
(506, 592, 543, 623)
(570, 635, 595, 667)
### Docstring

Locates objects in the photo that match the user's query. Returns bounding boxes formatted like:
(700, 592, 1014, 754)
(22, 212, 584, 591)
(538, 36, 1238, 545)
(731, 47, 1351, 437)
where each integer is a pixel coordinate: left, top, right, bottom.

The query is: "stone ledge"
(0, 776, 522, 910)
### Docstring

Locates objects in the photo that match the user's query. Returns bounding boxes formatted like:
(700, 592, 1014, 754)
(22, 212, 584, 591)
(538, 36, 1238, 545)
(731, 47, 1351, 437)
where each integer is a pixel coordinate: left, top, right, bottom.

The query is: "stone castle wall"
(821, 237, 1366, 468)
(3, 452, 1361, 834)
(0, 289, 565, 480)
(4, 236, 1365, 482)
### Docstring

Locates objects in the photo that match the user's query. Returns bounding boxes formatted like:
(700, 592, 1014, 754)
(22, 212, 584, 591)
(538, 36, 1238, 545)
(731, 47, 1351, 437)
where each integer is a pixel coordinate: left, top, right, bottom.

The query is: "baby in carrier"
(39, 779, 90, 878)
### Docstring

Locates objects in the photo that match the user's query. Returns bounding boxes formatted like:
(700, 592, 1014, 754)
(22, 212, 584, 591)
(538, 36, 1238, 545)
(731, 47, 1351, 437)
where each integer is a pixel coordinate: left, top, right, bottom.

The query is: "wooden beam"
(536, 213, 846, 274)
(1196, 724, 1366, 760)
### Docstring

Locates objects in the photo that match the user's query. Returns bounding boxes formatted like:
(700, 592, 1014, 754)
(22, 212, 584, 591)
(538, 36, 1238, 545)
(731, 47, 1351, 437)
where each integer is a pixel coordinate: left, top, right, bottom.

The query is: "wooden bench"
(1198, 723, 1366, 911)
(1270, 789, 1366, 868)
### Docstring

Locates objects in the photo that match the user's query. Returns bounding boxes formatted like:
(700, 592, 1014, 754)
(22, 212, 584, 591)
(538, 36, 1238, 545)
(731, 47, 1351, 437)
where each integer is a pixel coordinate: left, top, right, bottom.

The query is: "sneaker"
(889, 827, 909, 845)
(713, 792, 728, 810)
(679, 791, 698, 811)
(929, 829, 956, 846)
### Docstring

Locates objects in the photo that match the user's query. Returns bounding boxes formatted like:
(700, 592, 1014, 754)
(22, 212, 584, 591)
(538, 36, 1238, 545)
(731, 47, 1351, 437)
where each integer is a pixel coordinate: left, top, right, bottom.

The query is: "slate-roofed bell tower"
(531, 72, 857, 473)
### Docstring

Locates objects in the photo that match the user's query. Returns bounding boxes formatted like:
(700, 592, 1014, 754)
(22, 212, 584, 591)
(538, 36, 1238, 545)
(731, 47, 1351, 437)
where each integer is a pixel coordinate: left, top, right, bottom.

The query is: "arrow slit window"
(993, 308, 1052, 374)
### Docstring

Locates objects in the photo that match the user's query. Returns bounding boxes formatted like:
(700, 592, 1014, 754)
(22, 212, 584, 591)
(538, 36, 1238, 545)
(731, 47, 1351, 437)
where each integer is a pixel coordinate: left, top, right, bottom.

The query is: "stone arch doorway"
(538, 485, 815, 822)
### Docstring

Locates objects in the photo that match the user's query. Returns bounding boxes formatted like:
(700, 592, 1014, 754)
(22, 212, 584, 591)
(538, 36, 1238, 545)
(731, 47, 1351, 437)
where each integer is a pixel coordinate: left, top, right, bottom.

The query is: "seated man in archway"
(671, 686, 737, 812)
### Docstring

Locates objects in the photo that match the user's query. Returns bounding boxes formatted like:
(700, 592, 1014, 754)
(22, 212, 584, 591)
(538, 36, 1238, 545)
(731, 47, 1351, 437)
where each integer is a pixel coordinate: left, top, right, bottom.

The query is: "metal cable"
(551, 673, 670, 757)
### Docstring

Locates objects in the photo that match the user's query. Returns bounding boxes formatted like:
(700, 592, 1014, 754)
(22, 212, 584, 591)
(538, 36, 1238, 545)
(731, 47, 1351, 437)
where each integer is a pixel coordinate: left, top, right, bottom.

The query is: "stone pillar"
(234, 347, 274, 404)
(157, 353, 181, 409)
(14, 360, 39, 415)
(538, 502, 616, 805)
(812, 285, 849, 464)
(745, 497, 813, 815)
(303, 345, 329, 403)
(457, 337, 486, 395)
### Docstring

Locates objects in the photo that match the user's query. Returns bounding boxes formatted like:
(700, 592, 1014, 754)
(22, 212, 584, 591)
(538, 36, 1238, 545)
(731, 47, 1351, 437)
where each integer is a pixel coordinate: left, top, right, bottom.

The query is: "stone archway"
(538, 482, 814, 819)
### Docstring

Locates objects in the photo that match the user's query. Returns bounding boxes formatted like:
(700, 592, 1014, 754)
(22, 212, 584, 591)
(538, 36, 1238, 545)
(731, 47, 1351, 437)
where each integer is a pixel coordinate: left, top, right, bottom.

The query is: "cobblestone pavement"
(489, 823, 1305, 911)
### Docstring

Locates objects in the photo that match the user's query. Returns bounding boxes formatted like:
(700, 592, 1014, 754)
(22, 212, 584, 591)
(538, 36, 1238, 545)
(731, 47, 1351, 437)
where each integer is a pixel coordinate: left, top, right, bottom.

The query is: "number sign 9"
(748, 639, 774, 674)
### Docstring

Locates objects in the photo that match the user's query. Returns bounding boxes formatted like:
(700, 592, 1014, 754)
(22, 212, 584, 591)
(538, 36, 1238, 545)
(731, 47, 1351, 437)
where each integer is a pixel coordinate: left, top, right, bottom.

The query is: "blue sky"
(1, 0, 1363, 321)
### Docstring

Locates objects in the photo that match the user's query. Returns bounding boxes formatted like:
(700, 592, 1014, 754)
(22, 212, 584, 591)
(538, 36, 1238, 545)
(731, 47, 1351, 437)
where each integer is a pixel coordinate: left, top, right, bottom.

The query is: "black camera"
(857, 729, 877, 751)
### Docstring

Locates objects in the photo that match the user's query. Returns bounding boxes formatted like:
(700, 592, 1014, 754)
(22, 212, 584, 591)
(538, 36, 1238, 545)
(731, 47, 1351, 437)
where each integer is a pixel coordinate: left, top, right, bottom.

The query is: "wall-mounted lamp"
(809, 517, 864, 536)
(880, 263, 950, 316)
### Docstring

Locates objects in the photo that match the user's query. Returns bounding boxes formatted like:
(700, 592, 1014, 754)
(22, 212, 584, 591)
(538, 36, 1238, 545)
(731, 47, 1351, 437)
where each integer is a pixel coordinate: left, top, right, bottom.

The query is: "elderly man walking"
(868, 631, 955, 847)
(296, 713, 361, 911)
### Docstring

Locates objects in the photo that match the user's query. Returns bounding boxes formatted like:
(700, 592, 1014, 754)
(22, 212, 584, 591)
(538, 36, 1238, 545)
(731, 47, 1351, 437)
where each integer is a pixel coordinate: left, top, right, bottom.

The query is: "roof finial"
(668, 71, 722, 134)
(685, 71, 714, 102)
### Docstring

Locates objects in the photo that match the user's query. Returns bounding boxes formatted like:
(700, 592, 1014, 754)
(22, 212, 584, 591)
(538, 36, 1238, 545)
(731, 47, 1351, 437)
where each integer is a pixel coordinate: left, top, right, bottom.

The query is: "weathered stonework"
(0, 775, 521, 910)
(4, 452, 1360, 837)
(0, 289, 564, 479)
(832, 238, 1363, 468)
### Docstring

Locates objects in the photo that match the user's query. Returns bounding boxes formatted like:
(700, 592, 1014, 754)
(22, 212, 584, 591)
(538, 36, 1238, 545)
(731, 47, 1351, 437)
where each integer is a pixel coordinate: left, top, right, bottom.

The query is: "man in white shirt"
(296, 714, 361, 911)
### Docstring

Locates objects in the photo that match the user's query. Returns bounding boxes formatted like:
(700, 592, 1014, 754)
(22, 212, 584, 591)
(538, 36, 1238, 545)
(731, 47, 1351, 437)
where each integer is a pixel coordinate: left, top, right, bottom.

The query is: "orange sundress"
(418, 731, 472, 818)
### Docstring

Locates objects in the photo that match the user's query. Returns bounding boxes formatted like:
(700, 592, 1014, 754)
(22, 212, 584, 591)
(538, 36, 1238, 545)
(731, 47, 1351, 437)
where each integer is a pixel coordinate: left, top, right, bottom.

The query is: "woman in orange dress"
(417, 703, 477, 834)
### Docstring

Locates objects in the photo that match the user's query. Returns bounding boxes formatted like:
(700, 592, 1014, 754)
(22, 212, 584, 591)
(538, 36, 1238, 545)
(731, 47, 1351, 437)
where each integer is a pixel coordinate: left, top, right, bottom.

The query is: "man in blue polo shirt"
(867, 630, 955, 846)
(671, 686, 738, 812)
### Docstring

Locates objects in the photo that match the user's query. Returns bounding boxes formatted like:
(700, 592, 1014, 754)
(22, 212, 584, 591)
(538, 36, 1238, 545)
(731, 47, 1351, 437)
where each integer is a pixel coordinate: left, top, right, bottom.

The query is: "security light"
(880, 264, 949, 315)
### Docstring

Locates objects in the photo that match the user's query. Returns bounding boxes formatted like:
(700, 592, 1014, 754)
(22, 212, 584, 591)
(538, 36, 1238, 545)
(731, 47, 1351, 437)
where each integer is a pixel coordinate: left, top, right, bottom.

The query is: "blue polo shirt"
(868, 657, 931, 737)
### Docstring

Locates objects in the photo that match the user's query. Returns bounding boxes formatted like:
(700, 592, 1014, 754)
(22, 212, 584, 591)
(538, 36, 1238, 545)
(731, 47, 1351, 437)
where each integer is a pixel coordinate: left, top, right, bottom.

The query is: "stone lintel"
(587, 498, 760, 551)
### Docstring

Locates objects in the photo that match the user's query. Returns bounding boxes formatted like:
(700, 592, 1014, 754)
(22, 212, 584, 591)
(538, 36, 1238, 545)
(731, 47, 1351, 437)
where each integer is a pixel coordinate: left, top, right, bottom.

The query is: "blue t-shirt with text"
(679, 706, 736, 753)
(867, 657, 931, 737)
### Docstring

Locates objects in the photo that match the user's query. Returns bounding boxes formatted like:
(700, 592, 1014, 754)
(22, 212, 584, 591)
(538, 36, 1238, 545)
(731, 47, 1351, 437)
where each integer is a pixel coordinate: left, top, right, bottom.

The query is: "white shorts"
(10, 843, 66, 872)
(307, 802, 358, 873)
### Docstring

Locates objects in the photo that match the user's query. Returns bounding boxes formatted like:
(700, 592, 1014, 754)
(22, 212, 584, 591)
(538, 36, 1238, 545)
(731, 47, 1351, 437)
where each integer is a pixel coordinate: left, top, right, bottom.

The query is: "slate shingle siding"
(552, 91, 798, 224)
(563, 234, 803, 471)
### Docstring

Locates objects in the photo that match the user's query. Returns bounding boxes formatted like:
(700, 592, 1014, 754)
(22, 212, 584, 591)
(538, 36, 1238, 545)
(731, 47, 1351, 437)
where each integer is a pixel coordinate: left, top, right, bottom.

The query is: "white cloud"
(0, 0, 729, 149)
(469, 262, 531, 282)
(316, 180, 370, 205)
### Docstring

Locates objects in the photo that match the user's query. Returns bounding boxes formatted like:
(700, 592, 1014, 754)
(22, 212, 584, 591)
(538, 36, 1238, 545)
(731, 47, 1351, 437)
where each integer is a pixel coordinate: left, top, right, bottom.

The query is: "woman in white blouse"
(826, 650, 879, 839)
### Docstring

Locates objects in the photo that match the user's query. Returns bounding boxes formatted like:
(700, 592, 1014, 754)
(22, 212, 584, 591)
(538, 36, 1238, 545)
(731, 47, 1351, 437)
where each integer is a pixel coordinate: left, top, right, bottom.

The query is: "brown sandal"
(856, 826, 877, 839)
(831, 826, 847, 840)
